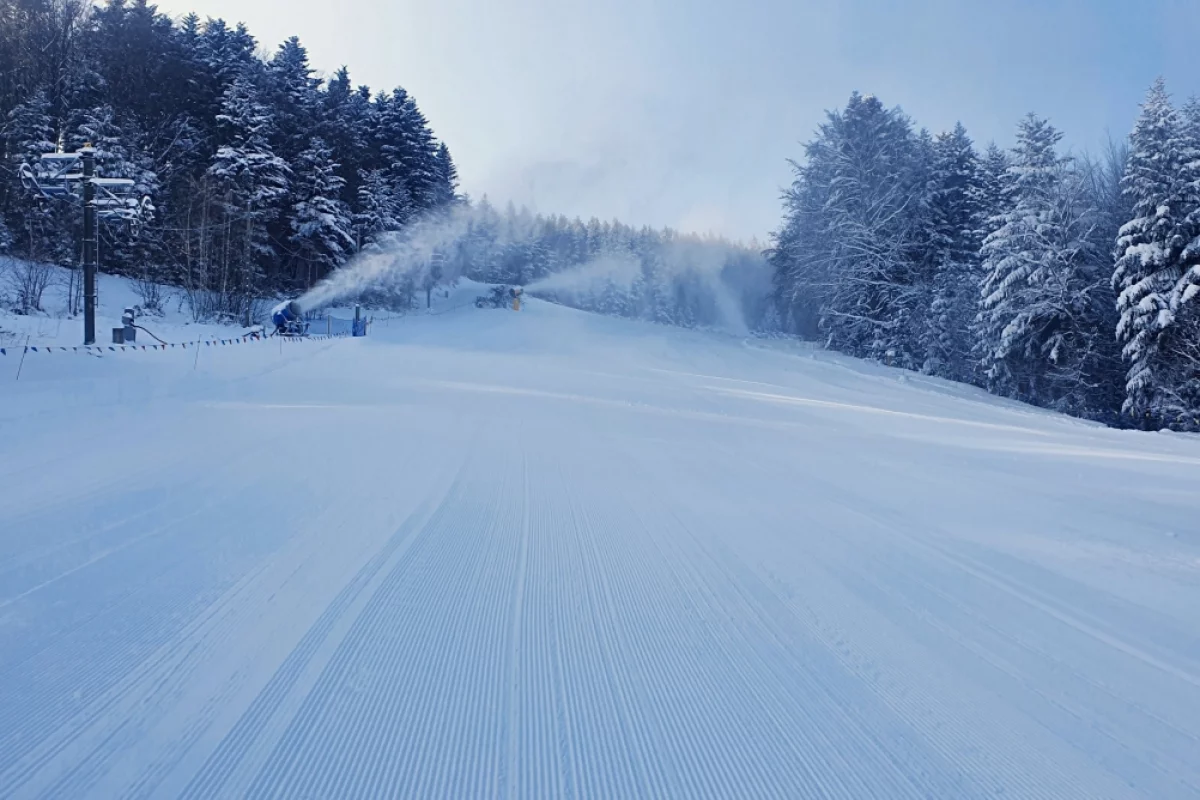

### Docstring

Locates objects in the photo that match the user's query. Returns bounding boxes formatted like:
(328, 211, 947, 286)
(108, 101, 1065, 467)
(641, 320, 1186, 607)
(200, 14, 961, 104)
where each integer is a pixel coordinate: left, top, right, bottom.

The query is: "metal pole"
(81, 146, 97, 346)
(15, 336, 30, 381)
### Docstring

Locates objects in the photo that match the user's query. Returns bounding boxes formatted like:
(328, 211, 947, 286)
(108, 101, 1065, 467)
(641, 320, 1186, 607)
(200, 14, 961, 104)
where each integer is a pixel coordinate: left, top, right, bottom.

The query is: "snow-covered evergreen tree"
(974, 144, 1010, 234)
(68, 105, 132, 179)
(3, 89, 61, 262)
(979, 115, 1064, 399)
(353, 168, 407, 252)
(776, 92, 925, 364)
(267, 36, 321, 161)
(288, 137, 353, 287)
(395, 93, 440, 213)
(922, 123, 981, 379)
(979, 114, 1105, 408)
(1113, 79, 1200, 423)
(207, 74, 291, 297)
(323, 68, 372, 206)
(6, 89, 56, 163)
(432, 142, 459, 208)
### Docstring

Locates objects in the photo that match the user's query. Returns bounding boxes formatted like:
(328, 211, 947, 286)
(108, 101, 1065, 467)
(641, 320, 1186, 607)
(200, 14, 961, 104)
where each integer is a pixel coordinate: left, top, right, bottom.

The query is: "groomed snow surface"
(2, 287, 1200, 799)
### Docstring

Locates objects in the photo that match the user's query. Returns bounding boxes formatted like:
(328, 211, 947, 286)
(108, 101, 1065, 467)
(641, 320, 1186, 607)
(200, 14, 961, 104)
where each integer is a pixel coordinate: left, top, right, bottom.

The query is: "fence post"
(15, 336, 30, 381)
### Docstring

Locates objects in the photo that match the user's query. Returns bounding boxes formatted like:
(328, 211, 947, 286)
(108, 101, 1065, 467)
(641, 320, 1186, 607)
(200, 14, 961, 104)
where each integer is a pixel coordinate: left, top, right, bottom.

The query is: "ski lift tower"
(18, 146, 151, 345)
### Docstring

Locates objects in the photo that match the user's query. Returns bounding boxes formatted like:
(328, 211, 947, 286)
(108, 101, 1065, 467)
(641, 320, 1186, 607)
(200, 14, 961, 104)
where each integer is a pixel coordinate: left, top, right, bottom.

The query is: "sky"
(154, 0, 1200, 243)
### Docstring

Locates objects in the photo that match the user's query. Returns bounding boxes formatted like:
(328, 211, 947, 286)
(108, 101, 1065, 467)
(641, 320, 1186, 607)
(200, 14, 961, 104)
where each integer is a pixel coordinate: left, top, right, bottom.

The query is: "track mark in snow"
(503, 449, 531, 800)
(230, 439, 516, 798)
(5, 301, 1200, 798)
(923, 539, 1200, 689)
(177, 459, 467, 800)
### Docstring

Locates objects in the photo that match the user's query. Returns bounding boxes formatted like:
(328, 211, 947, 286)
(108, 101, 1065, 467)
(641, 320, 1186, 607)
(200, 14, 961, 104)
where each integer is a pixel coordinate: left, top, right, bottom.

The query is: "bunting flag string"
(3, 330, 349, 358)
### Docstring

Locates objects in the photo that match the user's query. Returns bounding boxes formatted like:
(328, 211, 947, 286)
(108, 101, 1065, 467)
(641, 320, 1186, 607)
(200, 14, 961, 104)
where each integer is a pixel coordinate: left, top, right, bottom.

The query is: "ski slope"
(2, 295, 1200, 799)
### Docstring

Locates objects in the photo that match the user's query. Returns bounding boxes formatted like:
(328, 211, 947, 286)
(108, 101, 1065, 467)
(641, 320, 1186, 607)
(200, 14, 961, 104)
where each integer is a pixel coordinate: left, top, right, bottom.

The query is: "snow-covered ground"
(0, 267, 251, 350)
(0, 265, 432, 351)
(2, 282, 1199, 798)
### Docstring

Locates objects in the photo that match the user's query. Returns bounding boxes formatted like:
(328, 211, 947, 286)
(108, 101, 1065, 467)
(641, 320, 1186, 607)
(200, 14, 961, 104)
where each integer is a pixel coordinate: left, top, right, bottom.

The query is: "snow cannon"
(271, 299, 306, 335)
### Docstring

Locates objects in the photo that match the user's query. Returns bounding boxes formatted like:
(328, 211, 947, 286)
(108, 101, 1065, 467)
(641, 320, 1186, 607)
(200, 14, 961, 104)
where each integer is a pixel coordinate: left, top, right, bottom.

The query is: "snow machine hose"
(131, 324, 170, 345)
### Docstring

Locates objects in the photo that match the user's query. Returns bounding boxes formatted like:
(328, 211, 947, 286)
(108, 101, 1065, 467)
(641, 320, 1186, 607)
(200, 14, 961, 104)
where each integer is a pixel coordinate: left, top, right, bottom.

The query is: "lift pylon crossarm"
(16, 146, 151, 345)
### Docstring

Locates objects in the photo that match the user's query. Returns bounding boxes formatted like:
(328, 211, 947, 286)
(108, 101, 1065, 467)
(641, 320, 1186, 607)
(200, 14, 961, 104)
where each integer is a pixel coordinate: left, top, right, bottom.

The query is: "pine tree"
(323, 68, 372, 206)
(4, 89, 55, 167)
(354, 168, 408, 252)
(1113, 79, 1200, 423)
(786, 92, 925, 363)
(527, 229, 552, 283)
(207, 74, 290, 301)
(68, 104, 125, 174)
(86, 0, 178, 129)
(959, 143, 1010, 383)
(922, 123, 981, 378)
(3, 89, 60, 262)
(974, 145, 1010, 232)
(639, 249, 674, 324)
(432, 141, 459, 207)
(287, 137, 353, 287)
(369, 88, 439, 214)
(395, 93, 440, 212)
(979, 114, 1093, 406)
(979, 115, 1059, 398)
(61, 50, 107, 139)
(267, 36, 320, 161)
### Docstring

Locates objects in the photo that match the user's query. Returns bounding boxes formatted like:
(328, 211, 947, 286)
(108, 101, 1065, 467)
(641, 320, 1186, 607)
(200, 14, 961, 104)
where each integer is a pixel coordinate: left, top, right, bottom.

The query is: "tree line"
(433, 200, 770, 332)
(768, 84, 1200, 430)
(0, 0, 766, 332)
(1, 0, 458, 322)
